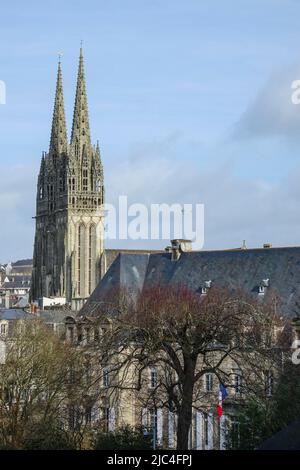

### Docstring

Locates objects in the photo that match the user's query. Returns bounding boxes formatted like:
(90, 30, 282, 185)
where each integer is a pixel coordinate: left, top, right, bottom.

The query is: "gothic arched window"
(88, 224, 96, 295)
(77, 224, 86, 297)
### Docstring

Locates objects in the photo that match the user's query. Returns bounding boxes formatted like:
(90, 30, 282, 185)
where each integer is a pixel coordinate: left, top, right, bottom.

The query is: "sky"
(1, 0, 300, 261)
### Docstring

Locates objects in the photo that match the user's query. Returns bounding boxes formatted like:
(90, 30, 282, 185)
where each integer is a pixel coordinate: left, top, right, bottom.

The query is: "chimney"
(170, 239, 192, 261)
(263, 243, 272, 249)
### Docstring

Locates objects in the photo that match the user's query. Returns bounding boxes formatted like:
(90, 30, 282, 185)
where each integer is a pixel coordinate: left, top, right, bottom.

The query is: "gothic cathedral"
(31, 49, 105, 308)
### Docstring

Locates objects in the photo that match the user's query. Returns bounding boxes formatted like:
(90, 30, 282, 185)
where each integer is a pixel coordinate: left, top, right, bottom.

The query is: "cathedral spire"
(71, 46, 91, 155)
(49, 58, 67, 156)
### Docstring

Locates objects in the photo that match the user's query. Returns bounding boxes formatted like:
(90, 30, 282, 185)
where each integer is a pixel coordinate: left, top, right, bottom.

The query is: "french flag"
(217, 383, 228, 418)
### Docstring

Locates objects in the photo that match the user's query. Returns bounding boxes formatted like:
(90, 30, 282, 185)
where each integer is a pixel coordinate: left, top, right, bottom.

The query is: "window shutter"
(219, 414, 228, 450)
(195, 412, 203, 450)
(157, 408, 163, 445)
(142, 407, 148, 430)
(109, 407, 115, 432)
(168, 411, 175, 448)
(207, 412, 214, 449)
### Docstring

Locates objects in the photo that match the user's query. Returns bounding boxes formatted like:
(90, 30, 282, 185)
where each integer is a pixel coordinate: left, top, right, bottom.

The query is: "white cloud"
(2, 132, 300, 261)
(234, 64, 300, 139)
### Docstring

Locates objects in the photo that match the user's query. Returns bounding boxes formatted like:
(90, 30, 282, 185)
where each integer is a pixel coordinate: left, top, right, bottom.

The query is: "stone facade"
(31, 49, 104, 307)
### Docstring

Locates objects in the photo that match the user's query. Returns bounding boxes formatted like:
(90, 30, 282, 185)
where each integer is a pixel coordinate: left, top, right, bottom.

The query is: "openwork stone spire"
(49, 59, 67, 155)
(71, 47, 91, 155)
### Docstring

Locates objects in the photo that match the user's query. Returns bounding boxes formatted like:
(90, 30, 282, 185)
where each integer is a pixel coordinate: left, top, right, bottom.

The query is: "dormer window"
(201, 280, 212, 295)
(258, 279, 270, 295)
(258, 285, 266, 294)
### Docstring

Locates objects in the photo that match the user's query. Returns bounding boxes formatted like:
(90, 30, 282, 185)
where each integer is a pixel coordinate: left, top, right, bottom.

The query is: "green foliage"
(93, 425, 152, 450)
(226, 399, 272, 450)
(227, 360, 300, 450)
(270, 362, 300, 429)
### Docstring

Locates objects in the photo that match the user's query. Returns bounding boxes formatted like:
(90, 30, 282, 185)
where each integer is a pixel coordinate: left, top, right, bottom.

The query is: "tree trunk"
(176, 357, 196, 450)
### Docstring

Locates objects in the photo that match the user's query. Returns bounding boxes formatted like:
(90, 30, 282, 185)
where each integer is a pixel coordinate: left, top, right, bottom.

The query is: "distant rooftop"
(0, 309, 33, 321)
(12, 259, 33, 267)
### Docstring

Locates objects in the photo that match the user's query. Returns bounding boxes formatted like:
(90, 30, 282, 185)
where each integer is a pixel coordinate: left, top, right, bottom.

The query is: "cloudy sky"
(1, 0, 300, 261)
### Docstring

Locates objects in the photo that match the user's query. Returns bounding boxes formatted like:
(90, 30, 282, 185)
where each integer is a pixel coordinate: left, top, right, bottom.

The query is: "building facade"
(31, 49, 104, 308)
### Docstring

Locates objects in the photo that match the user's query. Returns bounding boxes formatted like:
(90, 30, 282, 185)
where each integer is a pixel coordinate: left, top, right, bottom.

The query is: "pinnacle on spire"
(71, 46, 91, 154)
(49, 59, 67, 156)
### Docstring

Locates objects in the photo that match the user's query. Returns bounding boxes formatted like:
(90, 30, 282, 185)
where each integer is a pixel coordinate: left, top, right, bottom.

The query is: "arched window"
(77, 224, 85, 296)
(88, 224, 96, 295)
(82, 168, 88, 191)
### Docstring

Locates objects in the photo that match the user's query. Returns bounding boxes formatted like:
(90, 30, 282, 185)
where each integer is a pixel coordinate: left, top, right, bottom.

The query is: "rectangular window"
(0, 323, 7, 335)
(231, 417, 240, 448)
(233, 369, 242, 395)
(67, 326, 74, 342)
(150, 367, 158, 388)
(150, 409, 158, 446)
(266, 371, 274, 397)
(101, 407, 110, 433)
(85, 406, 92, 425)
(103, 367, 109, 387)
(205, 373, 213, 392)
(204, 413, 209, 447)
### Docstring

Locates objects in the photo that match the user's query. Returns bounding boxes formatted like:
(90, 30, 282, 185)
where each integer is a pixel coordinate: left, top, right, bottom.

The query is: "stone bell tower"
(31, 49, 105, 309)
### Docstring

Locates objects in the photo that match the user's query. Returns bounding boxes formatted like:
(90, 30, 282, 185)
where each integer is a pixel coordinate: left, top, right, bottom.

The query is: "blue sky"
(1, 0, 300, 261)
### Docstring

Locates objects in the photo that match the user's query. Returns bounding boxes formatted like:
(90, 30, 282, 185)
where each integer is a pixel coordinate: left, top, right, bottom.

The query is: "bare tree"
(93, 285, 288, 450)
(0, 318, 87, 448)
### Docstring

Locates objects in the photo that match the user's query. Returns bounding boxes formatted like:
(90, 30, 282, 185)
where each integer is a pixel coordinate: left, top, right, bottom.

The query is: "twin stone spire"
(49, 47, 92, 158)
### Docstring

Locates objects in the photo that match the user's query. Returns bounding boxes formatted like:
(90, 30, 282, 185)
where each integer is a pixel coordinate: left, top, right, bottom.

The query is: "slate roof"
(39, 310, 77, 324)
(104, 248, 161, 275)
(0, 309, 33, 320)
(258, 421, 300, 450)
(81, 246, 300, 317)
(0, 280, 30, 290)
(12, 259, 33, 267)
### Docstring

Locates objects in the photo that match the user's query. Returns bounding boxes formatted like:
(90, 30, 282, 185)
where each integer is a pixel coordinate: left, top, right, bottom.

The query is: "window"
(68, 366, 76, 384)
(82, 168, 88, 191)
(266, 370, 274, 397)
(68, 405, 80, 431)
(0, 323, 7, 335)
(85, 406, 92, 425)
(101, 407, 110, 432)
(150, 409, 158, 446)
(150, 367, 158, 388)
(258, 285, 266, 294)
(77, 225, 81, 296)
(231, 417, 240, 448)
(233, 369, 242, 395)
(204, 413, 209, 447)
(88, 225, 96, 295)
(67, 326, 74, 342)
(103, 367, 109, 387)
(205, 373, 213, 392)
